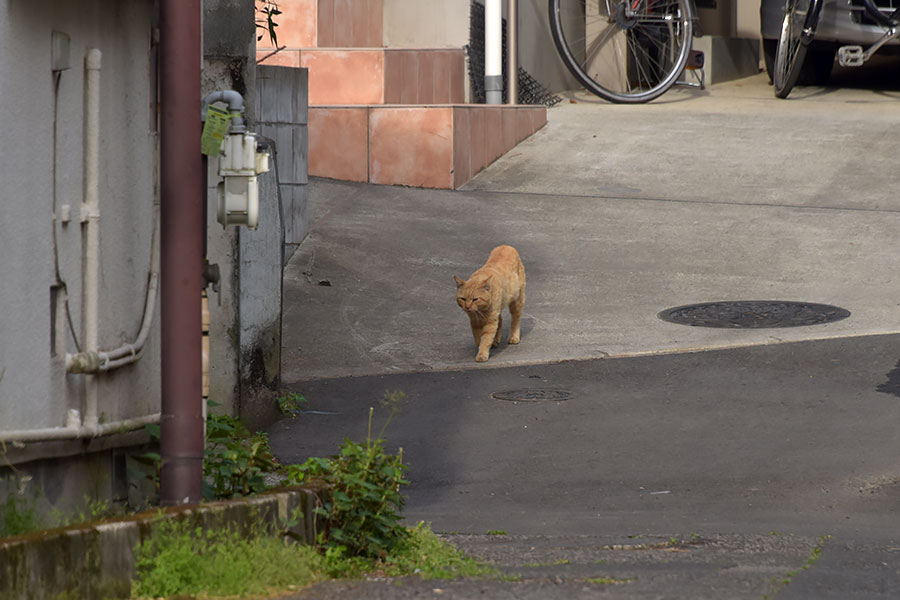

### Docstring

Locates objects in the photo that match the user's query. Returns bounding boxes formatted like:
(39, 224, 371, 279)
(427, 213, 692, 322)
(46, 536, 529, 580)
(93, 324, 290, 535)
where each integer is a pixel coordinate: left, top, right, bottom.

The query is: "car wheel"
(763, 38, 777, 84)
(798, 43, 836, 85)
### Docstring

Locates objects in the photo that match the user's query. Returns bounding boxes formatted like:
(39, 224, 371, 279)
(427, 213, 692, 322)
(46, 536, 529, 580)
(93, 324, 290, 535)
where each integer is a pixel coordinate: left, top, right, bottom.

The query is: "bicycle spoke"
(549, 0, 693, 103)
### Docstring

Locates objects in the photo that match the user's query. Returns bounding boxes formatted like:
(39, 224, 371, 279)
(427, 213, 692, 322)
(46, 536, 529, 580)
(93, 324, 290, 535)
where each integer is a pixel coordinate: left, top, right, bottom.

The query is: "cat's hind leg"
(492, 315, 502, 347)
(508, 292, 525, 344)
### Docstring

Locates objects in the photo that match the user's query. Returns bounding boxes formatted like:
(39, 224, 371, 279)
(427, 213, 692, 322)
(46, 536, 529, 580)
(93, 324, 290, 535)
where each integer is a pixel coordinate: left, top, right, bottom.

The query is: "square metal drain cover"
(658, 301, 850, 329)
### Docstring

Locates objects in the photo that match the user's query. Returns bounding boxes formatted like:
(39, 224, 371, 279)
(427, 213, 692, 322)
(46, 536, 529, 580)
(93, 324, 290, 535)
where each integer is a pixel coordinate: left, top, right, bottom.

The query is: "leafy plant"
(277, 392, 307, 418)
(283, 406, 409, 559)
(203, 413, 278, 499)
(255, 0, 282, 46)
(0, 492, 42, 537)
(131, 423, 162, 495)
(50, 495, 120, 528)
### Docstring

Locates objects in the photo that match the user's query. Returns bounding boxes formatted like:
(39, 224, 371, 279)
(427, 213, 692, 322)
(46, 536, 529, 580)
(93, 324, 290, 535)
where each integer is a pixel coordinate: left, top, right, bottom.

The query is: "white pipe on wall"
(66, 204, 160, 373)
(0, 412, 161, 443)
(82, 48, 102, 433)
(506, 0, 517, 104)
(485, 0, 502, 104)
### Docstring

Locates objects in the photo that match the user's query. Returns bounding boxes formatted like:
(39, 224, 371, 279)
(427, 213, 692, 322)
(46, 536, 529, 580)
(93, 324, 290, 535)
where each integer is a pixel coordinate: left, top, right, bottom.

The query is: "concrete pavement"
(273, 70, 900, 597)
(283, 71, 900, 381)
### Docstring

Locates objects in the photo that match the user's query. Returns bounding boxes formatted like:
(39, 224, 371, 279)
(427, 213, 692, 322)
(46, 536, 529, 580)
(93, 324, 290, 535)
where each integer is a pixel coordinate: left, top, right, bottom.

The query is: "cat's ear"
(454, 275, 466, 288)
(481, 276, 493, 291)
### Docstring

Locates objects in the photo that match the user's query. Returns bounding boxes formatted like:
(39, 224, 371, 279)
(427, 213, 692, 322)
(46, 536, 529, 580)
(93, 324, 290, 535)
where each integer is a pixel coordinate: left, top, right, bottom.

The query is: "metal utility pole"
(159, 0, 204, 505)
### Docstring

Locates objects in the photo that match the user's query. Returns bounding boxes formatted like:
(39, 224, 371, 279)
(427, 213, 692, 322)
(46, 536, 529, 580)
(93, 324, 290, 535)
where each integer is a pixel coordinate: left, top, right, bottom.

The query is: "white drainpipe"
(81, 48, 102, 433)
(65, 204, 160, 373)
(485, 0, 502, 104)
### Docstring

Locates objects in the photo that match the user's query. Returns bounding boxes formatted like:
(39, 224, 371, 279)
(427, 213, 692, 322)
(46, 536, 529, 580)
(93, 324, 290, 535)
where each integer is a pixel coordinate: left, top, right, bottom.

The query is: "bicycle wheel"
(772, 0, 822, 98)
(548, 0, 694, 104)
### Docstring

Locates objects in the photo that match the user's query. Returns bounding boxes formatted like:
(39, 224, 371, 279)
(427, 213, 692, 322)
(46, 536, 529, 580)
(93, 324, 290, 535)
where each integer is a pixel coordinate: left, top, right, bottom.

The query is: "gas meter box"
(216, 132, 270, 229)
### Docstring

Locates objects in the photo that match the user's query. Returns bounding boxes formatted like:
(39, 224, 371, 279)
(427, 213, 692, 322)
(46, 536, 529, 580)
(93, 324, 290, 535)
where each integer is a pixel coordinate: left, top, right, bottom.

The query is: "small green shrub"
(283, 407, 409, 559)
(203, 412, 278, 499)
(277, 392, 307, 417)
(0, 493, 42, 537)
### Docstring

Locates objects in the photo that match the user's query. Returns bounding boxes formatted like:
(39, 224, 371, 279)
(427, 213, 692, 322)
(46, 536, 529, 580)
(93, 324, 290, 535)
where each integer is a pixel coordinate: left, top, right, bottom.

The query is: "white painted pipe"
(485, 0, 502, 104)
(82, 48, 102, 432)
(66, 204, 160, 373)
(0, 412, 161, 443)
(507, 0, 518, 104)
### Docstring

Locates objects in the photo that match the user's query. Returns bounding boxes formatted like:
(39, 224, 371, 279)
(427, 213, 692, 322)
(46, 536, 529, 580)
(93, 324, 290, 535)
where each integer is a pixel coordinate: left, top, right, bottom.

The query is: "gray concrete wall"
(203, 0, 259, 420)
(516, 0, 580, 94)
(256, 65, 310, 248)
(206, 5, 309, 430)
(0, 486, 325, 600)
(382, 0, 470, 48)
(0, 0, 158, 452)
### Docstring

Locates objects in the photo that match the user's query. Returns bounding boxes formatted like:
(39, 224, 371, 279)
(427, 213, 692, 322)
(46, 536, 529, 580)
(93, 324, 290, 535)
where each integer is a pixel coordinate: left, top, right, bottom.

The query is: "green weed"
(0, 493, 42, 537)
(584, 576, 634, 585)
(131, 520, 499, 598)
(763, 535, 831, 600)
(203, 412, 278, 499)
(282, 405, 409, 559)
(131, 519, 323, 598)
(277, 392, 307, 417)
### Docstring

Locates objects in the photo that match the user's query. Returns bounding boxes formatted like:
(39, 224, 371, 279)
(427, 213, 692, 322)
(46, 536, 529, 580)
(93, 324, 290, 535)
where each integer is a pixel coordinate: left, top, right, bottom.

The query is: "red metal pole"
(159, 0, 204, 505)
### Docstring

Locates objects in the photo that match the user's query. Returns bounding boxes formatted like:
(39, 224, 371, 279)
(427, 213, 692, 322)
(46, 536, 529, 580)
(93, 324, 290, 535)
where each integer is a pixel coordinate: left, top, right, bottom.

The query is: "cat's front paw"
(475, 351, 490, 362)
(508, 334, 520, 344)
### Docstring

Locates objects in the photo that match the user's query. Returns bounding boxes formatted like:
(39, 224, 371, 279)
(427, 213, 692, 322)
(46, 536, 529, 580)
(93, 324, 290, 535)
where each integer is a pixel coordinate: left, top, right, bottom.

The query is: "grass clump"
(0, 493, 42, 538)
(131, 520, 498, 598)
(382, 522, 499, 579)
(132, 519, 324, 598)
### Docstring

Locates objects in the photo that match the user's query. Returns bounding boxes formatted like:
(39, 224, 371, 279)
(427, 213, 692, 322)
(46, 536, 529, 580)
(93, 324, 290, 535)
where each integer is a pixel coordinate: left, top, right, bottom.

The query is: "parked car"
(760, 0, 900, 84)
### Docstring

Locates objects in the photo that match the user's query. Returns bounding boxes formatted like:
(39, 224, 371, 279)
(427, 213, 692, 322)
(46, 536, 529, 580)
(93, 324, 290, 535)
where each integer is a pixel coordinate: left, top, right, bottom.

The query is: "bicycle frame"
(837, 0, 900, 66)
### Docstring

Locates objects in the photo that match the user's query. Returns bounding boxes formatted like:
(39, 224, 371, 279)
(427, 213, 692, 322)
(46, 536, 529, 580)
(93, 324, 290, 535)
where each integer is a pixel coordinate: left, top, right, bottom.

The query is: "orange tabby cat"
(454, 245, 526, 362)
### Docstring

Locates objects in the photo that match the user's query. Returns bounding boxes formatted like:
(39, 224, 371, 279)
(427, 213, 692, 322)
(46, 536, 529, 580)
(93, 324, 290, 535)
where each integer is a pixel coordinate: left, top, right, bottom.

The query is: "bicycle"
(548, 0, 700, 104)
(773, 0, 900, 98)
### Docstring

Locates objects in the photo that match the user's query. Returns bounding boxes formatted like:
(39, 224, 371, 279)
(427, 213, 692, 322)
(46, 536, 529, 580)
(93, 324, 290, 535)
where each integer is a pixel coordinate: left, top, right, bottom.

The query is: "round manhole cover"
(658, 301, 851, 329)
(491, 389, 573, 402)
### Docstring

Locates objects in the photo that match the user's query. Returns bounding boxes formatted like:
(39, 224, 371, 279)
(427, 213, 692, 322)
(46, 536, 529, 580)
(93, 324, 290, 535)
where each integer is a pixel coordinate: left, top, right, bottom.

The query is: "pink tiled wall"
(257, 0, 317, 49)
(383, 50, 466, 105)
(256, 49, 301, 67)
(369, 107, 454, 188)
(453, 106, 546, 188)
(309, 105, 546, 189)
(302, 50, 386, 105)
(308, 108, 369, 182)
(256, 0, 383, 49)
(297, 48, 465, 107)
(317, 0, 383, 47)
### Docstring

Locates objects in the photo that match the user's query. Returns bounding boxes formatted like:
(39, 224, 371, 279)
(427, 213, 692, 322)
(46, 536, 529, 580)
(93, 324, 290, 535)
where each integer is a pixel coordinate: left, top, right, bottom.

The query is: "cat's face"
(454, 276, 491, 313)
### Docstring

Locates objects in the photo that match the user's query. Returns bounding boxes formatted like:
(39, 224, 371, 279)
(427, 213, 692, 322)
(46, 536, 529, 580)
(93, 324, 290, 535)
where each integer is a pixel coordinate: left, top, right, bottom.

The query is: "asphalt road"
(270, 336, 900, 598)
(271, 70, 900, 598)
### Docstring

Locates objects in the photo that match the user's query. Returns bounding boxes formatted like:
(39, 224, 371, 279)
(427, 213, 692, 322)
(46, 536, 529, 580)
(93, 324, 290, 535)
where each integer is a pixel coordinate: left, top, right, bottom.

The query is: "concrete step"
(257, 48, 467, 106)
(308, 104, 546, 189)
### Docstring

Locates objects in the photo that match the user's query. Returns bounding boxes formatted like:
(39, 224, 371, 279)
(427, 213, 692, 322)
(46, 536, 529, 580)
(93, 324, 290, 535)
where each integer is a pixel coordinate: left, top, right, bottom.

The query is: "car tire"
(764, 38, 836, 86)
